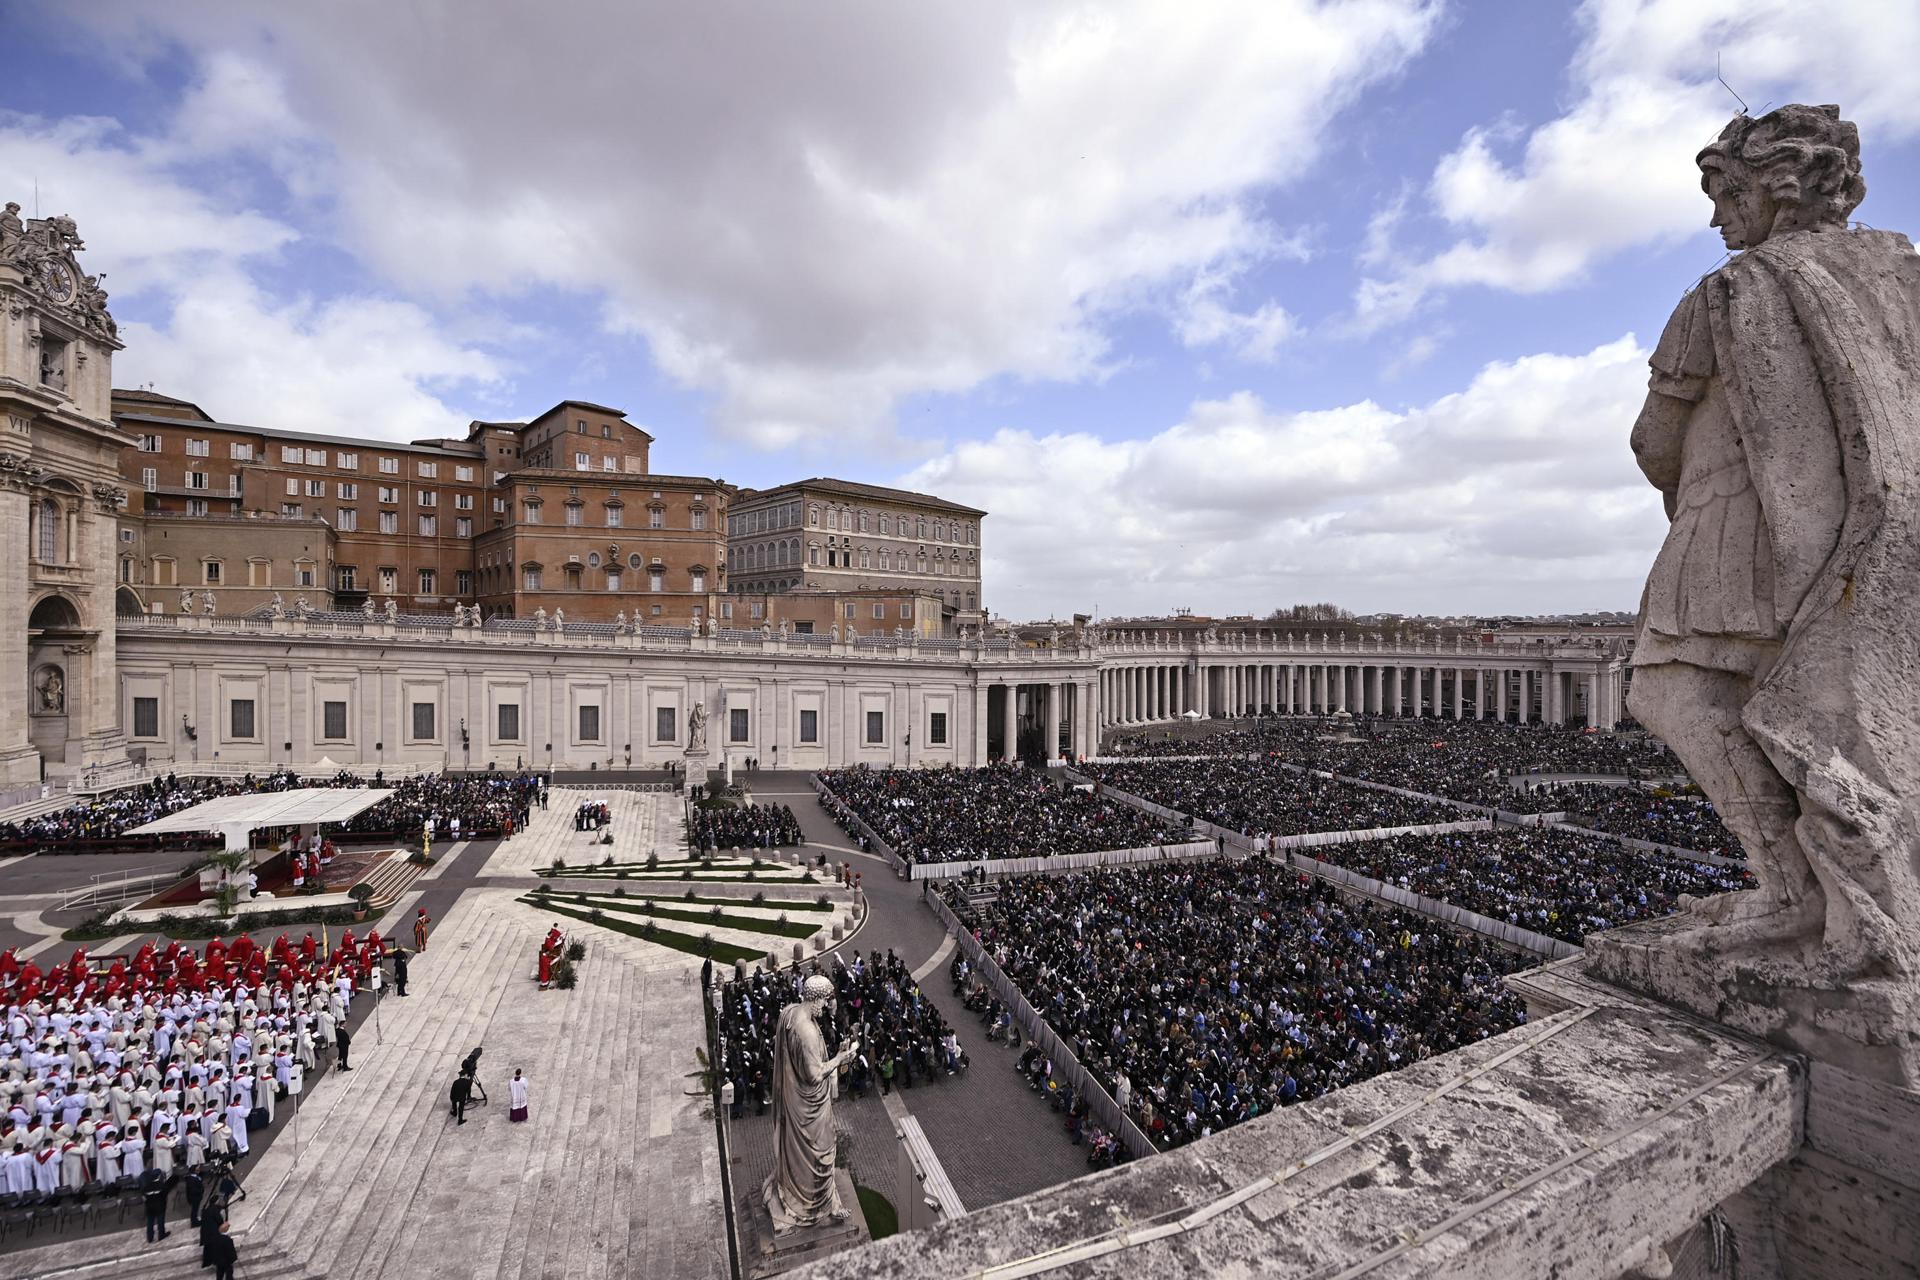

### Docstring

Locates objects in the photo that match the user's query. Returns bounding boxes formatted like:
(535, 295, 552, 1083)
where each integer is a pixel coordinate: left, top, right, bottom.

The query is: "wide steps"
(358, 852, 429, 911)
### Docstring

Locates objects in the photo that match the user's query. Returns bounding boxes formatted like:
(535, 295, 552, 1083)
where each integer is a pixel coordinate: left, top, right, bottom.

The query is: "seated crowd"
(1083, 759, 1463, 838)
(815, 765, 1183, 866)
(1579, 793, 1744, 859)
(0, 770, 352, 849)
(329, 772, 541, 841)
(718, 949, 962, 1119)
(0, 928, 389, 1201)
(942, 857, 1527, 1150)
(689, 804, 802, 854)
(1304, 828, 1753, 944)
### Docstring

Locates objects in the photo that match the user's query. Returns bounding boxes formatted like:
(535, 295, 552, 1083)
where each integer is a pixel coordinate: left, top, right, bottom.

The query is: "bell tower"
(0, 202, 131, 785)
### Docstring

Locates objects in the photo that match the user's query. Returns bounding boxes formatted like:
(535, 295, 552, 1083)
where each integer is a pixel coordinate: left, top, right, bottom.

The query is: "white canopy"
(1181, 709, 1203, 720)
(126, 787, 391, 853)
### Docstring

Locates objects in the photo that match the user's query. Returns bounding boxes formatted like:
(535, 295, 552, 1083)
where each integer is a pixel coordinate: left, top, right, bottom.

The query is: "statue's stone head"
(1697, 104, 1865, 249)
(801, 973, 834, 1009)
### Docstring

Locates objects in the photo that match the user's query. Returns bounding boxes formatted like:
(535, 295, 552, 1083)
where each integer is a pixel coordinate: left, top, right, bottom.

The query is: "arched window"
(37, 499, 58, 564)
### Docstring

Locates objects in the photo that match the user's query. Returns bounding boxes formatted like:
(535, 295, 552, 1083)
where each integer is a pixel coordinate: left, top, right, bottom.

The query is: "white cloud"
(1357, 0, 1920, 326)
(71, 1, 1441, 445)
(117, 269, 501, 440)
(0, 90, 498, 438)
(904, 335, 1660, 619)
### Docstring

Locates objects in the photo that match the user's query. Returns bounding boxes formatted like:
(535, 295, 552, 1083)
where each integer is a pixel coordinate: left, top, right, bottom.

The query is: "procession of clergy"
(0, 928, 390, 1196)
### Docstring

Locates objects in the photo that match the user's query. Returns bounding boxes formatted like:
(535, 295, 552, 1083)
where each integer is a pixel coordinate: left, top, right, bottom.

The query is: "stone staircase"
(10, 889, 727, 1280)
(354, 849, 429, 911)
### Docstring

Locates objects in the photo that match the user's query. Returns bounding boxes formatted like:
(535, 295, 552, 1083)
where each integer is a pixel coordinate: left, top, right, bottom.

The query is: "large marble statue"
(686, 700, 707, 753)
(1618, 104, 1920, 1085)
(763, 975, 859, 1231)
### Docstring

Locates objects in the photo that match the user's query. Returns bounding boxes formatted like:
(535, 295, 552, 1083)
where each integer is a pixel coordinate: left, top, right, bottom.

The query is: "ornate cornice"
(0, 449, 44, 491)
(90, 481, 127, 512)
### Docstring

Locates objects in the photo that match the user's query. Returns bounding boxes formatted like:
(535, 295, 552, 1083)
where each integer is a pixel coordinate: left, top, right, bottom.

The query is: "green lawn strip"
(524, 897, 764, 965)
(557, 889, 833, 912)
(856, 1186, 898, 1240)
(536, 892, 820, 938)
(539, 858, 793, 878)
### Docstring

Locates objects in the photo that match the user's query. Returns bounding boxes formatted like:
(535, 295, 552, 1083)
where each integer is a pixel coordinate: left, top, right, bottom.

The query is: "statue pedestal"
(745, 1168, 867, 1278)
(1584, 898, 1919, 1090)
(682, 747, 709, 778)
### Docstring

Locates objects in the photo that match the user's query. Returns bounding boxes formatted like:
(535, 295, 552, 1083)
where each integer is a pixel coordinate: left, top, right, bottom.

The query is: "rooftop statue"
(1616, 104, 1919, 1086)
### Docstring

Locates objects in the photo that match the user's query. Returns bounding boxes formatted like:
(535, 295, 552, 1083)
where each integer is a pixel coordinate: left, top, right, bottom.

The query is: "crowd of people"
(0, 770, 547, 855)
(816, 765, 1183, 866)
(717, 949, 964, 1121)
(1083, 759, 1463, 838)
(0, 770, 347, 849)
(1304, 828, 1753, 944)
(0, 927, 395, 1244)
(941, 857, 1527, 1151)
(1578, 792, 1744, 859)
(689, 803, 802, 854)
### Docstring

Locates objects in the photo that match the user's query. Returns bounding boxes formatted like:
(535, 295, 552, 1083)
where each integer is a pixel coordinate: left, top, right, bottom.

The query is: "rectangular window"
(305, 449, 326, 465)
(454, 465, 474, 482)
(729, 707, 750, 743)
(411, 701, 436, 740)
(248, 561, 270, 588)
(203, 560, 222, 584)
(418, 568, 436, 594)
(649, 571, 663, 592)
(418, 515, 437, 537)
(799, 708, 818, 743)
(604, 570, 621, 591)
(866, 710, 885, 744)
(306, 479, 326, 497)
(336, 451, 358, 469)
(379, 456, 399, 474)
(455, 516, 472, 537)
(718, 601, 732, 619)
(379, 511, 399, 534)
(282, 445, 303, 463)
(564, 505, 582, 527)
(228, 475, 241, 496)
(139, 434, 161, 452)
(378, 485, 399, 503)
(322, 701, 348, 740)
(606, 506, 622, 528)
(338, 482, 358, 499)
(279, 502, 303, 518)
(749, 602, 763, 619)
(454, 492, 473, 510)
(185, 438, 210, 457)
(379, 567, 398, 593)
(523, 502, 541, 524)
(578, 705, 600, 742)
(286, 478, 301, 496)
(872, 604, 885, 619)
(492, 496, 507, 514)
(498, 704, 521, 741)
(656, 706, 676, 742)
(230, 442, 253, 461)
(691, 571, 706, 592)
(140, 467, 157, 490)
(336, 566, 357, 591)
(574, 451, 590, 471)
(456, 569, 473, 594)
(929, 712, 948, 745)
(649, 508, 664, 529)
(418, 489, 437, 507)
(523, 568, 542, 591)
(602, 456, 617, 471)
(417, 461, 438, 478)
(336, 508, 358, 531)
(187, 471, 208, 490)
(230, 698, 256, 739)
(132, 697, 159, 738)
(187, 499, 209, 516)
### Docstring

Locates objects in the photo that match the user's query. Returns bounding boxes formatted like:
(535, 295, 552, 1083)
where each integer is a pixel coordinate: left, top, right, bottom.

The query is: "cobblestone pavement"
(745, 776, 1090, 1212)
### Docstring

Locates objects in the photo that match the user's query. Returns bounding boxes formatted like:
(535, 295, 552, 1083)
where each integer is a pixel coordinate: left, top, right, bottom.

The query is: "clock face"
(39, 259, 75, 303)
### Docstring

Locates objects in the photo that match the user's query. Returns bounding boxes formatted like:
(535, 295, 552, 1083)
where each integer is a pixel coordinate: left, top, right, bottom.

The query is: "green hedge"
(535, 893, 820, 939)
(525, 898, 764, 964)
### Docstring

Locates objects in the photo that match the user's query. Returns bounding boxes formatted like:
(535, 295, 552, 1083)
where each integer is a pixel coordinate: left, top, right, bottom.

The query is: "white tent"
(1181, 709, 1203, 720)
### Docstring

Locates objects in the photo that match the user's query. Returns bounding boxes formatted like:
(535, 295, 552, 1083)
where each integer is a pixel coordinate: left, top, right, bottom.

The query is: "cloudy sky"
(8, 2, 1919, 619)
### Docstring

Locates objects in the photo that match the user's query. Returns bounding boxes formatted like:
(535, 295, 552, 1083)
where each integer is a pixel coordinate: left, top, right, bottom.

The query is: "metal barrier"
(925, 885, 1156, 1161)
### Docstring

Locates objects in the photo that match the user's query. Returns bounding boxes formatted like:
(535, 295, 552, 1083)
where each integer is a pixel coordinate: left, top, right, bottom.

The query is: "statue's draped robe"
(1635, 227, 1920, 978)
(764, 1003, 843, 1228)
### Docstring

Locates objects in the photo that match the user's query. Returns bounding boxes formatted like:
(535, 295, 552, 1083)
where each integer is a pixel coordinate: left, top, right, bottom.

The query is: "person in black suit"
(141, 1167, 170, 1242)
(336, 1022, 353, 1070)
(209, 1219, 238, 1280)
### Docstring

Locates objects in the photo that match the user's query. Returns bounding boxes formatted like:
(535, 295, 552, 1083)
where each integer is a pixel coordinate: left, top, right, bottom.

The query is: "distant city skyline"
(5, 3, 1917, 618)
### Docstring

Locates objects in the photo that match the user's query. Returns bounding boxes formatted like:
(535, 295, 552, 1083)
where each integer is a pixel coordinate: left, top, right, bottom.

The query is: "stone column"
(1043, 682, 1060, 761)
(1000, 683, 1018, 760)
(1453, 669, 1465, 720)
(1584, 672, 1598, 729)
(0, 466, 36, 785)
(974, 682, 990, 764)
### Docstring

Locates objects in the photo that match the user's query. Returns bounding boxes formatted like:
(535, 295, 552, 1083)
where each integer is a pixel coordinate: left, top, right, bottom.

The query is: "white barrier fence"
(1284, 853, 1582, 960)
(908, 840, 1217, 881)
(925, 886, 1157, 1161)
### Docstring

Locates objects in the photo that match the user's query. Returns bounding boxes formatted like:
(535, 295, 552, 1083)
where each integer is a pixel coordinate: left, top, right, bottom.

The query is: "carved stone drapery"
(89, 482, 126, 512)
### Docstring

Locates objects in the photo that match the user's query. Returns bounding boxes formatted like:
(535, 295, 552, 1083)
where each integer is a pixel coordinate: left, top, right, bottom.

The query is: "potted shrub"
(566, 940, 586, 962)
(349, 882, 375, 922)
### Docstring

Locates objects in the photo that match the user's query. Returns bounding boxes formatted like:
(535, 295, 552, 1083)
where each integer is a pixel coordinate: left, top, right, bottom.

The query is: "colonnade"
(973, 677, 1099, 764)
(1098, 660, 1626, 733)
